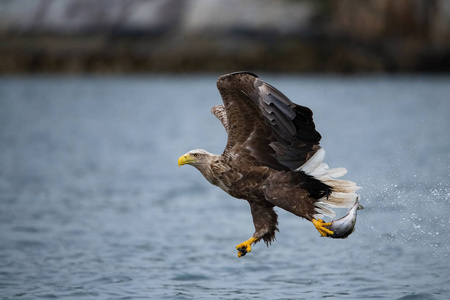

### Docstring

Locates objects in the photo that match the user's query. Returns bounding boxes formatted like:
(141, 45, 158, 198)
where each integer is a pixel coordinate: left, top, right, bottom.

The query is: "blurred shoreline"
(1, 0, 449, 73)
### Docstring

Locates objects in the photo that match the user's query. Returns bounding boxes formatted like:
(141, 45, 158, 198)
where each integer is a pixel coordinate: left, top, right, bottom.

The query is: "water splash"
(361, 179, 450, 258)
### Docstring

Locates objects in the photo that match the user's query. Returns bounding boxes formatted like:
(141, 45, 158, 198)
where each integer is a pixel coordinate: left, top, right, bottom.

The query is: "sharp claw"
(237, 245, 248, 257)
(318, 219, 332, 226)
(236, 237, 258, 258)
(312, 218, 334, 237)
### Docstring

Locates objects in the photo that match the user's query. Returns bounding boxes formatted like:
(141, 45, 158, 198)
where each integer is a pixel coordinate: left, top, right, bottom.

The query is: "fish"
(324, 197, 364, 239)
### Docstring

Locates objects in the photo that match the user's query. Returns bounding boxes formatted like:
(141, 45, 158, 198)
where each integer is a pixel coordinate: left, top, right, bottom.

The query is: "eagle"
(178, 72, 360, 257)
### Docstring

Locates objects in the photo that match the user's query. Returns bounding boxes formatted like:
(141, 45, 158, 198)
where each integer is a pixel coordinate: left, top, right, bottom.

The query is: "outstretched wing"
(211, 105, 229, 134)
(216, 71, 321, 171)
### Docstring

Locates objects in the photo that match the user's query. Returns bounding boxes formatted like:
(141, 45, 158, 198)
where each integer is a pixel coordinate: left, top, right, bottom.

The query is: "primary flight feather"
(178, 72, 361, 257)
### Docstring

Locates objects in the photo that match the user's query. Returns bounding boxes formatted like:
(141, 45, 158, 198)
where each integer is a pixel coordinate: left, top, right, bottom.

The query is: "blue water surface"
(0, 74, 449, 299)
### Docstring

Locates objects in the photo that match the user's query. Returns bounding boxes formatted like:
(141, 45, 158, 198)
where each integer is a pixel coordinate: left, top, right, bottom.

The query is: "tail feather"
(297, 148, 360, 218)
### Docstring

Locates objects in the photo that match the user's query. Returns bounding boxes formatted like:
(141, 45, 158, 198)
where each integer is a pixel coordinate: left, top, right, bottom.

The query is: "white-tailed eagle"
(178, 72, 360, 257)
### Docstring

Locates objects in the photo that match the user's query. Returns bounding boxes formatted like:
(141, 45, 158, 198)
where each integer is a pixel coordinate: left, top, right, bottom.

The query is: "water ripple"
(1, 75, 449, 299)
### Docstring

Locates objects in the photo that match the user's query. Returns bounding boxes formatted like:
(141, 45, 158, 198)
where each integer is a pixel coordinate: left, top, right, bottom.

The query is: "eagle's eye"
(193, 153, 199, 157)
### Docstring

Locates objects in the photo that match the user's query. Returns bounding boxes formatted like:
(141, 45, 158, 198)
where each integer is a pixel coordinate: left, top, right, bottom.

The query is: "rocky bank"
(1, 0, 449, 73)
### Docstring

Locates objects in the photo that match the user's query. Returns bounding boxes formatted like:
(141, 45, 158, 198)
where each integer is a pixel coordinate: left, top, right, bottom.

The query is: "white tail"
(296, 148, 360, 218)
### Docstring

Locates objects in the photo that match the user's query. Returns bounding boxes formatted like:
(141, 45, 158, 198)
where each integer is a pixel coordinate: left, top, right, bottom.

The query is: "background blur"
(1, 0, 450, 74)
(2, 1, 450, 299)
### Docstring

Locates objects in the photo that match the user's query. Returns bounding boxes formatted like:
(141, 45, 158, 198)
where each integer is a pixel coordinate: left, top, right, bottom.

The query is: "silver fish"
(325, 197, 364, 239)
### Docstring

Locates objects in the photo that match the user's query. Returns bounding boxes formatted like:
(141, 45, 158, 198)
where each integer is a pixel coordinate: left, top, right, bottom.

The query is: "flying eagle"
(178, 72, 360, 257)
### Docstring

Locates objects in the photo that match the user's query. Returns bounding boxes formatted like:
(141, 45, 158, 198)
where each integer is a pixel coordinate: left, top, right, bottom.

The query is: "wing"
(211, 105, 229, 134)
(216, 71, 321, 171)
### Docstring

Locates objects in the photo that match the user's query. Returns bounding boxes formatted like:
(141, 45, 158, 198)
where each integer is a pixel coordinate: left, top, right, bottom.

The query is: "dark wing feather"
(216, 72, 282, 169)
(257, 79, 322, 170)
(211, 105, 229, 133)
(216, 71, 321, 170)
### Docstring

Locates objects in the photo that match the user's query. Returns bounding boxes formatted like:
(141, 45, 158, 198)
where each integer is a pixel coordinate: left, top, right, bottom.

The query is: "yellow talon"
(236, 237, 259, 257)
(312, 218, 334, 237)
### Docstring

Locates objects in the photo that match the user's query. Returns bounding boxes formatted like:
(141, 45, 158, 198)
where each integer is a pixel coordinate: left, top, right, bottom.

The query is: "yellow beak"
(178, 154, 196, 167)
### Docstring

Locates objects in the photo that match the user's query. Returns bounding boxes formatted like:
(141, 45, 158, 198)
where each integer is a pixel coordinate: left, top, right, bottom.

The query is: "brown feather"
(211, 105, 229, 134)
(216, 71, 322, 171)
(181, 72, 359, 253)
(262, 171, 332, 221)
(248, 201, 278, 245)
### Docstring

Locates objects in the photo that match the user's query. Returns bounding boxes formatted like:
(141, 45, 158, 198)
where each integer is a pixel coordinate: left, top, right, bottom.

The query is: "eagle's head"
(177, 149, 215, 169)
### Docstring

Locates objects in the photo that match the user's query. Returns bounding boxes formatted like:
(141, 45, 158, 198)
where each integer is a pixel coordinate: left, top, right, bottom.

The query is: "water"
(0, 74, 449, 299)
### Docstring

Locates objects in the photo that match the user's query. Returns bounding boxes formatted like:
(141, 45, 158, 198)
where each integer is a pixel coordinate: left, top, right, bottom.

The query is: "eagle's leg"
(235, 201, 278, 258)
(236, 237, 259, 257)
(312, 218, 334, 237)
